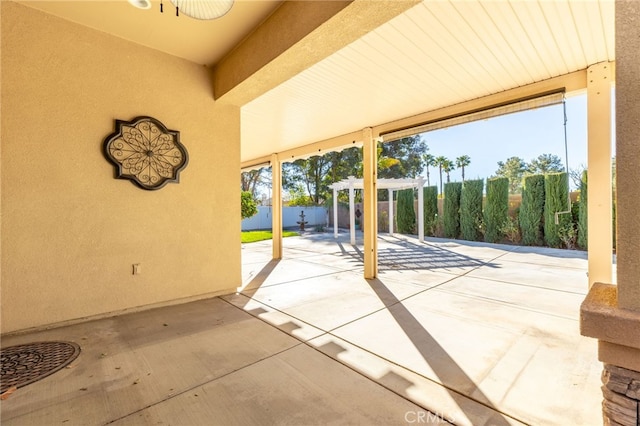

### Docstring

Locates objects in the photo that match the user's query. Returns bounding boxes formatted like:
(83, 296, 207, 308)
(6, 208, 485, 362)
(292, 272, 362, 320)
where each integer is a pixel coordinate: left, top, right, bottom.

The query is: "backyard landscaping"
(241, 230, 299, 244)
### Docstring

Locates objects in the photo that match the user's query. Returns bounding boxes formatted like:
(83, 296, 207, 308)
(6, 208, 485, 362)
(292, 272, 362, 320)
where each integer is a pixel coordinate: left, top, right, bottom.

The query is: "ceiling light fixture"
(128, 0, 152, 10)
(168, 0, 234, 20)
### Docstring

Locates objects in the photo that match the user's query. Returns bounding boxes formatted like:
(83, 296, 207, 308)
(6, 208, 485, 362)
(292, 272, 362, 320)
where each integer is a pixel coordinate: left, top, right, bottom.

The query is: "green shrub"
(396, 189, 415, 234)
(423, 186, 438, 236)
(460, 179, 484, 241)
(241, 191, 258, 220)
(544, 172, 572, 248)
(577, 171, 588, 250)
(519, 174, 545, 246)
(558, 222, 577, 250)
(484, 177, 509, 243)
(444, 182, 462, 239)
(500, 215, 521, 244)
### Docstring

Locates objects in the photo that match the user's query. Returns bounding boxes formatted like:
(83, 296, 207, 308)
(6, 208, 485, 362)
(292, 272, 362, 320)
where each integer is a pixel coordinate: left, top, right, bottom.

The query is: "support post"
(617, 12, 640, 309)
(388, 189, 394, 234)
(271, 153, 282, 260)
(363, 128, 378, 279)
(333, 187, 339, 238)
(587, 62, 613, 287)
(349, 176, 356, 245)
(417, 177, 425, 242)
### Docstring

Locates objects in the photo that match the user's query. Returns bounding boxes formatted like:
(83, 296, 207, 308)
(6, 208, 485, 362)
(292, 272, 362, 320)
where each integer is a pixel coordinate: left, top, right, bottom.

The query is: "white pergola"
(329, 176, 426, 245)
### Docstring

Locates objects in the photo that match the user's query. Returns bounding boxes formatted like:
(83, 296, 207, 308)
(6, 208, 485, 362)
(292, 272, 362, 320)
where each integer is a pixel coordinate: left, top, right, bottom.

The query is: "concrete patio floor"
(1, 232, 603, 425)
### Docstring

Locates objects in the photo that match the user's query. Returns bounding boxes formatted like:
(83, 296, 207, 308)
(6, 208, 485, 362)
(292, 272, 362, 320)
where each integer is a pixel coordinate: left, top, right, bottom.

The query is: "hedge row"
(395, 172, 588, 250)
(460, 179, 484, 241)
(544, 173, 571, 248)
(444, 182, 462, 238)
(396, 188, 415, 234)
(519, 174, 545, 246)
(423, 186, 438, 235)
(484, 177, 509, 243)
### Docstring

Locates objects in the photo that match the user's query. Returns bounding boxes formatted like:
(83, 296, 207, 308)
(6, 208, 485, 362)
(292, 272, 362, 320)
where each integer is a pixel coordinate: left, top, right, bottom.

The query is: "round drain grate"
(1, 341, 81, 393)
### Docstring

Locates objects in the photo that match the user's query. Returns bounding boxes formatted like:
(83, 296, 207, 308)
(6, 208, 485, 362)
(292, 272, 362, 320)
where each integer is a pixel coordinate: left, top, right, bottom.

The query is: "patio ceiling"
(19, 0, 614, 165)
(241, 0, 614, 162)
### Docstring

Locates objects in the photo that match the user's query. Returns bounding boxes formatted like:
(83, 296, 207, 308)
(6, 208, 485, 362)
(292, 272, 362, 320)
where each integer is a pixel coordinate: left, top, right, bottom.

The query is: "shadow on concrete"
(341, 237, 499, 272)
(239, 259, 280, 293)
(366, 278, 517, 426)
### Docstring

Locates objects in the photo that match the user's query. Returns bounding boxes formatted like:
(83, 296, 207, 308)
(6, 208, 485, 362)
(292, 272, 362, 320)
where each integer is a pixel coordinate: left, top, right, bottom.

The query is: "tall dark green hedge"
(444, 182, 462, 239)
(460, 179, 484, 241)
(423, 186, 438, 236)
(578, 170, 588, 250)
(544, 172, 571, 248)
(484, 177, 509, 243)
(519, 174, 545, 246)
(396, 189, 415, 234)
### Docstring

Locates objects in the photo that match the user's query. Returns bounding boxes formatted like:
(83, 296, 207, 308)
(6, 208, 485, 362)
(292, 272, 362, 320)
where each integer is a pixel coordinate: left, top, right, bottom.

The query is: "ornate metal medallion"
(103, 116, 188, 190)
(1, 341, 81, 392)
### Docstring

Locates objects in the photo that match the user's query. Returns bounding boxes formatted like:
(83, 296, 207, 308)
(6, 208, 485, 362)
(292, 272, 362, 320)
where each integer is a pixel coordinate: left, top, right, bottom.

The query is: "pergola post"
(333, 187, 339, 238)
(362, 128, 377, 279)
(388, 189, 394, 234)
(271, 153, 282, 260)
(586, 62, 613, 287)
(417, 177, 424, 242)
(348, 176, 356, 245)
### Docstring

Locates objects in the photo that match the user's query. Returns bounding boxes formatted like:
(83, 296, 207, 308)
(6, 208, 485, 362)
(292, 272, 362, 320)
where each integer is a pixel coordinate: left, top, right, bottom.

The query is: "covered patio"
(2, 1, 639, 424)
(2, 234, 600, 425)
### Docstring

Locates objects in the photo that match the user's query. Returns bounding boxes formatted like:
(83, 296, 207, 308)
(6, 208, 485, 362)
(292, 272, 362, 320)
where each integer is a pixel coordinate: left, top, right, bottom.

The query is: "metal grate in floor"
(1, 341, 81, 393)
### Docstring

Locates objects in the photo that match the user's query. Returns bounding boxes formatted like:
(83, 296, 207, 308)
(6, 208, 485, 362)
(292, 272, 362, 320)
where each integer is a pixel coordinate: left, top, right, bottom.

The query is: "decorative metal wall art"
(103, 116, 188, 190)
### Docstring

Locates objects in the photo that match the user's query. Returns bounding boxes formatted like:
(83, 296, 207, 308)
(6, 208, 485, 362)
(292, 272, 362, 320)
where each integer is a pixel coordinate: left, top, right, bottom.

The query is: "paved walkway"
(239, 232, 602, 425)
(1, 233, 602, 425)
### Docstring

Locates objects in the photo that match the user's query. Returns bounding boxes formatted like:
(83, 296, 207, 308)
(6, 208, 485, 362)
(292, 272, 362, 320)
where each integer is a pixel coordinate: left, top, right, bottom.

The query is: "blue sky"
(418, 94, 590, 188)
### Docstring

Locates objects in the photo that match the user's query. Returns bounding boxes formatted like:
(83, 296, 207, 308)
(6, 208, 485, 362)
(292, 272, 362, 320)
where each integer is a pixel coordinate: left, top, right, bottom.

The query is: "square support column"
(271, 153, 283, 260)
(587, 62, 613, 287)
(417, 177, 424, 242)
(616, 4, 640, 310)
(349, 177, 356, 245)
(388, 189, 394, 234)
(333, 187, 339, 238)
(581, 5, 640, 425)
(362, 128, 378, 279)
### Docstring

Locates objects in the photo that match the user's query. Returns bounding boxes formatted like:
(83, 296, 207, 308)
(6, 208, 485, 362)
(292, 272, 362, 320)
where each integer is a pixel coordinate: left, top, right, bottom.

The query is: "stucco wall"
(1, 2, 241, 333)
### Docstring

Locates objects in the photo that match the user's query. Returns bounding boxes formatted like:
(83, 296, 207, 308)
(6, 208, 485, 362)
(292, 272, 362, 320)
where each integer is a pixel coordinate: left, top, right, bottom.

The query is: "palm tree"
(435, 156, 448, 195)
(456, 155, 471, 182)
(442, 159, 455, 183)
(423, 153, 436, 186)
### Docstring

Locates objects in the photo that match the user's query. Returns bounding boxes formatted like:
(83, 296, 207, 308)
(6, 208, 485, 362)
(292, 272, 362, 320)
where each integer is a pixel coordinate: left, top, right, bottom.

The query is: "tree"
(544, 172, 571, 248)
(283, 155, 331, 205)
(240, 169, 264, 198)
(460, 179, 483, 241)
(578, 170, 588, 250)
(241, 191, 258, 220)
(484, 177, 509, 243)
(444, 182, 462, 239)
(528, 153, 565, 175)
(495, 156, 527, 193)
(423, 153, 436, 186)
(442, 158, 455, 183)
(435, 156, 449, 195)
(569, 163, 587, 190)
(519, 174, 545, 246)
(396, 189, 415, 234)
(378, 135, 426, 179)
(456, 155, 471, 181)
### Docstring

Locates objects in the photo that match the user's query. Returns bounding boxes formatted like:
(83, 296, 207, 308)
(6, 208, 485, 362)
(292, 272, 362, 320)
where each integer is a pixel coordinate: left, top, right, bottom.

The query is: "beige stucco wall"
(1, 2, 241, 333)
